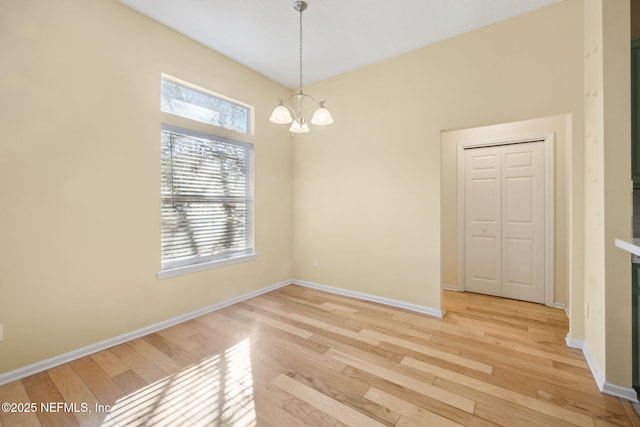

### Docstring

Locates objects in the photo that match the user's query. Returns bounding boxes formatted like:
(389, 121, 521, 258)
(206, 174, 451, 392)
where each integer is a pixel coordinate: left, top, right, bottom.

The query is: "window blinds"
(160, 124, 253, 270)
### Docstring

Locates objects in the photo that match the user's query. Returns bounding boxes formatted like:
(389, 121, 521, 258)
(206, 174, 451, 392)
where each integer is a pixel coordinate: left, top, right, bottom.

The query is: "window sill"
(157, 253, 258, 280)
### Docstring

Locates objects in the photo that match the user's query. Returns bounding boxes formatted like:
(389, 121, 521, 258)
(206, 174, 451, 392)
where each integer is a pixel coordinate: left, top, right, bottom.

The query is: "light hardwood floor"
(0, 285, 638, 426)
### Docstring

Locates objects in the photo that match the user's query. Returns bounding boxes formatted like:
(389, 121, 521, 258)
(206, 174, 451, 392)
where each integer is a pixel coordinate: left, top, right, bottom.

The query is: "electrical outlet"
(312, 258, 319, 268)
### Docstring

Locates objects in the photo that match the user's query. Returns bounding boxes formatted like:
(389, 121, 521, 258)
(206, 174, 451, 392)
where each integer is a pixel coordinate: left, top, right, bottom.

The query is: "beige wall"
(0, 0, 293, 373)
(602, 0, 633, 387)
(293, 1, 583, 312)
(602, 0, 632, 389)
(583, 0, 608, 379)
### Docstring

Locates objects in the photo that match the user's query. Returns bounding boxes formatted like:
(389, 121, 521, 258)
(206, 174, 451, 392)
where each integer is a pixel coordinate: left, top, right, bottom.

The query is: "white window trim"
(158, 125, 255, 278)
(157, 252, 258, 280)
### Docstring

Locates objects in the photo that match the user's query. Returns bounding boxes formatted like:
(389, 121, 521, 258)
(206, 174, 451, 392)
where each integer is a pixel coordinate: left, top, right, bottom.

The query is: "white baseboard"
(0, 280, 291, 387)
(565, 334, 638, 402)
(292, 279, 445, 318)
(553, 302, 569, 318)
(602, 382, 639, 402)
(564, 334, 583, 350)
(441, 283, 459, 292)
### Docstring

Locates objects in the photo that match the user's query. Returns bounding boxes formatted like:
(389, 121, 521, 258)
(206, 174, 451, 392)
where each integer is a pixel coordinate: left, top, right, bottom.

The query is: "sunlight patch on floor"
(101, 338, 256, 426)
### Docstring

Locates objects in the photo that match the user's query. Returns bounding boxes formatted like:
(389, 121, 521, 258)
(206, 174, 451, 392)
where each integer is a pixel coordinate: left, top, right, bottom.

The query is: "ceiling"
(118, 0, 560, 89)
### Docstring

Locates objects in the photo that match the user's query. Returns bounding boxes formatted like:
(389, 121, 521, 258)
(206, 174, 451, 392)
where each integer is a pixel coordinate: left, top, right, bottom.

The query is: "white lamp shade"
(289, 119, 310, 133)
(310, 107, 333, 125)
(270, 105, 293, 124)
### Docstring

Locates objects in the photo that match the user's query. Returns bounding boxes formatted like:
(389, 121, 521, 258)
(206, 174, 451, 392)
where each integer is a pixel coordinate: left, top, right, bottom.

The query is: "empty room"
(1, 0, 639, 425)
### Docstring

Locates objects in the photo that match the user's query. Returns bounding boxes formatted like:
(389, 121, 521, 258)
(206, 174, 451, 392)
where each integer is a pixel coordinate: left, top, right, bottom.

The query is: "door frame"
(456, 134, 555, 306)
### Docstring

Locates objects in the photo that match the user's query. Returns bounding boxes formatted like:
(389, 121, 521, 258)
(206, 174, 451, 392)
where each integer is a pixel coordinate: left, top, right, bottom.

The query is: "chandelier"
(269, 0, 333, 133)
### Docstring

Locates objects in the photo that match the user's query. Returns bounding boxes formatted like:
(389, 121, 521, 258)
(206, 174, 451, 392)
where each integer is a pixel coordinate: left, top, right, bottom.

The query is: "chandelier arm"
(282, 90, 320, 104)
(301, 92, 325, 105)
(279, 93, 301, 105)
(279, 101, 298, 118)
(281, 92, 327, 122)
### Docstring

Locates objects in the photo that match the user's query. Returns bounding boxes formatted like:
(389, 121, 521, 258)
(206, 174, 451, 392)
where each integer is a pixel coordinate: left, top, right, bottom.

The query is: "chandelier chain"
(298, 3, 303, 91)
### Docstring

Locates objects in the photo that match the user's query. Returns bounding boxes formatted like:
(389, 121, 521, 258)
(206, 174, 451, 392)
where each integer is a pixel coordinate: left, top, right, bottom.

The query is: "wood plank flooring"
(0, 285, 638, 426)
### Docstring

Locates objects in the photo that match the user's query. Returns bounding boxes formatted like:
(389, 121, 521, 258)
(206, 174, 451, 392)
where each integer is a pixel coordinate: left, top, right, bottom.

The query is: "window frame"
(157, 77, 256, 279)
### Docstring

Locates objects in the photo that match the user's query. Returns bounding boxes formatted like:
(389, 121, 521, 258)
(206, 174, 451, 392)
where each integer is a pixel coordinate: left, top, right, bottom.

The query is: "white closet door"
(464, 145, 502, 297)
(500, 141, 545, 303)
(464, 141, 545, 303)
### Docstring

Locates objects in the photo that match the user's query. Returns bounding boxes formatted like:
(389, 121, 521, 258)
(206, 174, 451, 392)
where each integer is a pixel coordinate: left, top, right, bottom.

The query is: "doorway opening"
(456, 134, 555, 306)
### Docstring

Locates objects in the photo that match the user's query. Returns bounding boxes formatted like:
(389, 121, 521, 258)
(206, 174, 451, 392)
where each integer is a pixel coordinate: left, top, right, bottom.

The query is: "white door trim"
(456, 134, 555, 306)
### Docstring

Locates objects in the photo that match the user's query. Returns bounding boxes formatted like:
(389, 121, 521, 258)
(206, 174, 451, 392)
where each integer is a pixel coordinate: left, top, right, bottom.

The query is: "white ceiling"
(118, 0, 560, 89)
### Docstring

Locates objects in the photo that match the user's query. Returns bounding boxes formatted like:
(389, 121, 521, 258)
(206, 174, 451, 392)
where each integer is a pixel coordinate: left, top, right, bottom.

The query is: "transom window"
(161, 76, 251, 134)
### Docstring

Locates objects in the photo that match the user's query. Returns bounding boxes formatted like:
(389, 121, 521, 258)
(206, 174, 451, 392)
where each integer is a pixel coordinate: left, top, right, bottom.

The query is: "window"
(158, 76, 255, 278)
(160, 125, 254, 275)
(161, 77, 251, 134)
